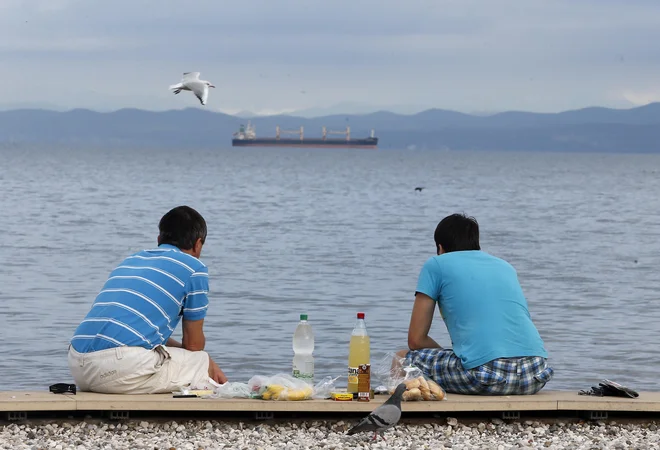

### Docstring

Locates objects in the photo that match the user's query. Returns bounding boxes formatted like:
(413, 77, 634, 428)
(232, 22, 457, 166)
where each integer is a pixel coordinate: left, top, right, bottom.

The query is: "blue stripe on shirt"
(71, 244, 210, 353)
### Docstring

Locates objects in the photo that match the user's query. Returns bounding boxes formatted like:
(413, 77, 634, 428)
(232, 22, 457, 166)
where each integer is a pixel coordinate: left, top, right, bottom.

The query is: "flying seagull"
(346, 383, 406, 441)
(169, 72, 215, 105)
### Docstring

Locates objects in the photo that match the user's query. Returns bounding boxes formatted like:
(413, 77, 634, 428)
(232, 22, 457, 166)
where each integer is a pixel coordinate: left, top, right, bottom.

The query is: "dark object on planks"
(49, 383, 77, 395)
(579, 379, 639, 398)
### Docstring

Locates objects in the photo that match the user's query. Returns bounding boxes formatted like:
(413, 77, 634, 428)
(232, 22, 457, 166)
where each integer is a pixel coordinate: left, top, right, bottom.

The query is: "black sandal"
(49, 383, 77, 395)
(578, 379, 638, 398)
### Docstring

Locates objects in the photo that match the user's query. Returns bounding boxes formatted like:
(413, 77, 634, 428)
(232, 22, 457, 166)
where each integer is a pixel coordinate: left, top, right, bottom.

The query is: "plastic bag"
(210, 382, 252, 399)
(202, 374, 341, 400)
(312, 375, 341, 399)
(248, 373, 315, 401)
(373, 351, 446, 401)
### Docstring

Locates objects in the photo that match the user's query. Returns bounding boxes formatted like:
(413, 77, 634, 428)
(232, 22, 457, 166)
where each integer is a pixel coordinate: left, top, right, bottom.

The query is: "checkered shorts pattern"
(405, 348, 554, 395)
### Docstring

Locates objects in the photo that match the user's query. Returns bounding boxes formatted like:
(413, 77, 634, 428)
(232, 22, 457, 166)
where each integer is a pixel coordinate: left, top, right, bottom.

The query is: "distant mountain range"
(2, 103, 660, 152)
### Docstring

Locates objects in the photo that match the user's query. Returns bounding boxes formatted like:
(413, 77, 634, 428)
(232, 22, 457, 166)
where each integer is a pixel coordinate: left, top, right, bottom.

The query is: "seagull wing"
(188, 81, 209, 105)
(182, 72, 201, 82)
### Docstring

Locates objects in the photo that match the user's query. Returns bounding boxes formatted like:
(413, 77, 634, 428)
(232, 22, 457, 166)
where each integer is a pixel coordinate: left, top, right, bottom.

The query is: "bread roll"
(402, 387, 422, 401)
(420, 386, 432, 401)
(418, 376, 430, 392)
(404, 378, 421, 390)
(427, 379, 445, 400)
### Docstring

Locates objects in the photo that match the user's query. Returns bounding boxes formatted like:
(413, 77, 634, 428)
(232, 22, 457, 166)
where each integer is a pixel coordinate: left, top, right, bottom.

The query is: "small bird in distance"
(414, 187, 425, 192)
(169, 72, 215, 106)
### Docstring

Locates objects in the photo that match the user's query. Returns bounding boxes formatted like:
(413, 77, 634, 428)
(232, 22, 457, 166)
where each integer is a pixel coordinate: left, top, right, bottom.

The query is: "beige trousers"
(68, 344, 211, 394)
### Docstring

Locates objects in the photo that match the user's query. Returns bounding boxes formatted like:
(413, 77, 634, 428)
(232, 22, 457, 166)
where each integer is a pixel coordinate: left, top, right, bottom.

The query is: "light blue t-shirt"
(415, 250, 548, 369)
(71, 244, 210, 353)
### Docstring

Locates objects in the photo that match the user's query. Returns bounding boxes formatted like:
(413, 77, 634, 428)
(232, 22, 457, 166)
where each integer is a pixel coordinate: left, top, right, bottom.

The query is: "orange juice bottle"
(347, 312, 370, 394)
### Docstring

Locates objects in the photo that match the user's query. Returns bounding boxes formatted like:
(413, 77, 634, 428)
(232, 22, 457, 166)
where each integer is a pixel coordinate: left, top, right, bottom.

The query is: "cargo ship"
(231, 121, 378, 149)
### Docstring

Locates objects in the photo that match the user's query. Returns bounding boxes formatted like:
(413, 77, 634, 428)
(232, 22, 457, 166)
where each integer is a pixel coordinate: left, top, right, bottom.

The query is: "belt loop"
(79, 351, 84, 367)
(116, 346, 124, 360)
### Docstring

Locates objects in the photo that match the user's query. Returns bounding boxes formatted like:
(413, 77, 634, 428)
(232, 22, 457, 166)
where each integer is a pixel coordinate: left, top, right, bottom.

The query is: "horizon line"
(0, 102, 657, 119)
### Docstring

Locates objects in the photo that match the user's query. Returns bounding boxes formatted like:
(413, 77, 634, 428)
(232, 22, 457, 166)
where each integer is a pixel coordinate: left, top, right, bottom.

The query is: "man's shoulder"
(135, 247, 208, 273)
(439, 251, 516, 270)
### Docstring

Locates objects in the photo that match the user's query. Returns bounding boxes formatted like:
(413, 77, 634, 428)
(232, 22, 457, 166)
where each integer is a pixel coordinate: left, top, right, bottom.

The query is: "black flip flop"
(49, 383, 77, 395)
(578, 379, 638, 398)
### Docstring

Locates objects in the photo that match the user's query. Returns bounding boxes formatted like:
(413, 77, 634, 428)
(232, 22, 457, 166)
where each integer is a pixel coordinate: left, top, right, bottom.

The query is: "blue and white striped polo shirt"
(71, 244, 210, 353)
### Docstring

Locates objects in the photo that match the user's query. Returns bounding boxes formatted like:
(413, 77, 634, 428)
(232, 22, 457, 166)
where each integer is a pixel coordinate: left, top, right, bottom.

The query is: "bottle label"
(293, 359, 314, 383)
(293, 370, 313, 381)
(348, 366, 359, 385)
(357, 364, 371, 402)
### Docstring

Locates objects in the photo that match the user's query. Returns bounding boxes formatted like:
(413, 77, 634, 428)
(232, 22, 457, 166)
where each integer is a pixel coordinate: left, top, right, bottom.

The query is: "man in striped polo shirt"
(68, 206, 228, 394)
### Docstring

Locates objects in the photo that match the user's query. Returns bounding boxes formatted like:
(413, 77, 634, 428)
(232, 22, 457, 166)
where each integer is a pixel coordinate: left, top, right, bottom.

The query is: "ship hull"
(232, 138, 378, 149)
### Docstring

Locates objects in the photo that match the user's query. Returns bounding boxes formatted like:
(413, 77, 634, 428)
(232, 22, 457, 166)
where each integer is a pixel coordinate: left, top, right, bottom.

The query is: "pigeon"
(169, 72, 215, 105)
(346, 383, 406, 441)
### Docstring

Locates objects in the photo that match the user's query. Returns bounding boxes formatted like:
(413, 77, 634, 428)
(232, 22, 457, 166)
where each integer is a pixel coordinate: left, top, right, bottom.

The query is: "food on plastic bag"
(400, 375, 445, 401)
(373, 352, 446, 401)
(262, 384, 312, 401)
(247, 373, 340, 401)
(403, 387, 422, 401)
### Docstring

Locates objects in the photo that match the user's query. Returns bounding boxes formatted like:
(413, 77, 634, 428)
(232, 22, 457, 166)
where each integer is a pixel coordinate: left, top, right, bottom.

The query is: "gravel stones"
(1, 419, 659, 450)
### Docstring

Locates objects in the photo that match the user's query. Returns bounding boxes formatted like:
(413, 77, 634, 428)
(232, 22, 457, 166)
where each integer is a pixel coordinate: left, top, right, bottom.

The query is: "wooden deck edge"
(3, 391, 660, 414)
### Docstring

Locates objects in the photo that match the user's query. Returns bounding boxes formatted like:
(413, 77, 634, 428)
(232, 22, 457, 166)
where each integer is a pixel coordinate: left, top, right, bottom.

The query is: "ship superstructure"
(232, 121, 378, 149)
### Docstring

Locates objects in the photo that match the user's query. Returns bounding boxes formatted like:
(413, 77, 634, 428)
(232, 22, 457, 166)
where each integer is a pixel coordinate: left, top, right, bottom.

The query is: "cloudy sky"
(1, 0, 659, 115)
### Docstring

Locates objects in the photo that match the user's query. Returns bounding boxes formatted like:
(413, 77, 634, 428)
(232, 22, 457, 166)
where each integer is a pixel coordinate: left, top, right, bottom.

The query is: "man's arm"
(179, 267, 210, 351)
(169, 323, 227, 383)
(408, 292, 442, 350)
(165, 321, 206, 350)
(166, 337, 183, 348)
(181, 318, 206, 352)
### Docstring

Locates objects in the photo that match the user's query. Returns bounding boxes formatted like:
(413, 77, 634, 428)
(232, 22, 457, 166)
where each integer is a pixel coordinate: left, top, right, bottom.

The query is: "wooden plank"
(2, 390, 659, 414)
(72, 391, 558, 412)
(556, 391, 660, 412)
(0, 391, 77, 412)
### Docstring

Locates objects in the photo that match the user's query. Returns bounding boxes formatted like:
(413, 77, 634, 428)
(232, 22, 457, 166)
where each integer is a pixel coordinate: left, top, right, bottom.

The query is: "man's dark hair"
(434, 213, 481, 253)
(158, 206, 207, 250)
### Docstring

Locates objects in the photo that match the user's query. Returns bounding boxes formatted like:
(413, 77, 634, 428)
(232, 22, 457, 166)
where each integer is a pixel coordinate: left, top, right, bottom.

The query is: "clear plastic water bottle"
(292, 313, 314, 384)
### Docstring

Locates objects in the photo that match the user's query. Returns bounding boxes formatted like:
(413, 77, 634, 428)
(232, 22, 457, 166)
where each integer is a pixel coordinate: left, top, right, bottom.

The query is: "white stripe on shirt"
(183, 305, 208, 312)
(187, 290, 208, 296)
(100, 288, 172, 322)
(92, 301, 166, 341)
(72, 334, 126, 346)
(115, 265, 185, 286)
(107, 276, 182, 307)
(125, 255, 194, 272)
(81, 317, 153, 346)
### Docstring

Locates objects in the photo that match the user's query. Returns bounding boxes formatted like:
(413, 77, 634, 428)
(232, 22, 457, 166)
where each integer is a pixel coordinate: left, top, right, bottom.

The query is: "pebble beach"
(1, 418, 658, 450)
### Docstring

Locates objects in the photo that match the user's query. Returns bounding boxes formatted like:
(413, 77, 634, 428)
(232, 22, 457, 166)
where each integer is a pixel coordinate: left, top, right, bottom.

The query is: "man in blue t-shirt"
(68, 206, 228, 394)
(397, 213, 553, 395)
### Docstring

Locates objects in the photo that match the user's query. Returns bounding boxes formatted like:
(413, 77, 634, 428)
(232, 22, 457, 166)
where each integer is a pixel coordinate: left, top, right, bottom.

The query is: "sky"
(1, 0, 660, 116)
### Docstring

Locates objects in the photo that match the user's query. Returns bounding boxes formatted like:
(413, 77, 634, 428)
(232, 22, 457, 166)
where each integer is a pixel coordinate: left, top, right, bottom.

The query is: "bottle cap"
(300, 314, 308, 321)
(357, 312, 365, 319)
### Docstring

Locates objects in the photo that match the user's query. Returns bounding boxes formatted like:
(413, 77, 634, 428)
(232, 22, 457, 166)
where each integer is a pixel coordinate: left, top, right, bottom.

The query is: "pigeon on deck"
(346, 383, 406, 441)
(169, 72, 215, 106)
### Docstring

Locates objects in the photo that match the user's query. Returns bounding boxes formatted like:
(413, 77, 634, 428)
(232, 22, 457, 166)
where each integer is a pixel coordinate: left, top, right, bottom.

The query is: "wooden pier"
(2, 390, 659, 422)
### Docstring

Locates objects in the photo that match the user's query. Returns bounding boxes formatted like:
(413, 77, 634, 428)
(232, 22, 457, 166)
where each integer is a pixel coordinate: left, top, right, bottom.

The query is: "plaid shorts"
(405, 349, 554, 395)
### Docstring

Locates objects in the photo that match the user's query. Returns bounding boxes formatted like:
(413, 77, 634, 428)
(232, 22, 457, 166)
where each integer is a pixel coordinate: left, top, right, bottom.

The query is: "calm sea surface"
(1, 146, 659, 393)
